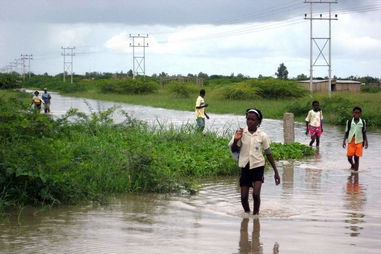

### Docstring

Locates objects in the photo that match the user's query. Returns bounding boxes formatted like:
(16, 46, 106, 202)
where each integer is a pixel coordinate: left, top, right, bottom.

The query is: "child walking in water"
(343, 107, 368, 172)
(229, 109, 280, 215)
(305, 100, 323, 146)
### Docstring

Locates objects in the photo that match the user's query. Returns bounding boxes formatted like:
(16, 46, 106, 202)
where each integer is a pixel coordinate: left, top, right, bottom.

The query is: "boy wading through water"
(195, 89, 209, 131)
(229, 109, 280, 216)
(305, 100, 323, 147)
(343, 107, 368, 172)
(41, 88, 52, 114)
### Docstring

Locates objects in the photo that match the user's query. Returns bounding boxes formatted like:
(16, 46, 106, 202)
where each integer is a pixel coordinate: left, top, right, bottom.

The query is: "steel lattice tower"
(304, 0, 338, 96)
(61, 46, 76, 83)
(129, 34, 149, 78)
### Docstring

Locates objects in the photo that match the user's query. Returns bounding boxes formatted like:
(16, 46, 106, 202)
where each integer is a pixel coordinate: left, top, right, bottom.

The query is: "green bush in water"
(270, 142, 315, 159)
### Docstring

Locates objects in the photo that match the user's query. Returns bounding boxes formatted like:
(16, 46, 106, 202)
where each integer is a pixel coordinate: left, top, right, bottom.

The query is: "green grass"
(19, 75, 381, 127)
(1, 89, 314, 212)
(66, 89, 381, 127)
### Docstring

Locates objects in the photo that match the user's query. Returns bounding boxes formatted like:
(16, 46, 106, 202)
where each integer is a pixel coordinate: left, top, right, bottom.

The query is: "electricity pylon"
(129, 34, 149, 79)
(61, 46, 75, 83)
(304, 0, 338, 96)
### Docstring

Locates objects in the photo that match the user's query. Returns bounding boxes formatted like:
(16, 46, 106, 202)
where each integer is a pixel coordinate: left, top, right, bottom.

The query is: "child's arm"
(342, 135, 347, 148)
(343, 121, 349, 148)
(265, 151, 280, 185)
(230, 129, 243, 152)
(204, 112, 209, 119)
(364, 132, 368, 149)
(305, 111, 311, 135)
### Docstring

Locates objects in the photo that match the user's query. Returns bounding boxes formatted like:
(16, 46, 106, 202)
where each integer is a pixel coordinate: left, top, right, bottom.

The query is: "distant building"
(298, 80, 362, 93)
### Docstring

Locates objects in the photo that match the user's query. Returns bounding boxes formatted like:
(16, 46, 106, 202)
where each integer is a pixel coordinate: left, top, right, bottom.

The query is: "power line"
(20, 54, 33, 79)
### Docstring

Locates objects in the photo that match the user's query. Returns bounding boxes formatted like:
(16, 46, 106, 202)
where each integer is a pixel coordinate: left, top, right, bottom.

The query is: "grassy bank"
(64, 88, 381, 127)
(3, 73, 381, 127)
(18, 74, 381, 127)
(0, 90, 314, 212)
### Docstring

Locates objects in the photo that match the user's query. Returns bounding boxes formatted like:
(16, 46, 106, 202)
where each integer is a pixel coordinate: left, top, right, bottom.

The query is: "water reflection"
(238, 218, 279, 254)
(344, 172, 366, 237)
(239, 218, 262, 254)
(282, 162, 294, 195)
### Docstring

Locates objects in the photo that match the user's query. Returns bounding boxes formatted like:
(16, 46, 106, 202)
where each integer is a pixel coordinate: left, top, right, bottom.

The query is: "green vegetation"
(99, 78, 159, 94)
(361, 85, 381, 93)
(4, 73, 381, 127)
(0, 90, 314, 212)
(0, 73, 21, 89)
(271, 142, 315, 159)
(287, 93, 381, 127)
(165, 81, 199, 98)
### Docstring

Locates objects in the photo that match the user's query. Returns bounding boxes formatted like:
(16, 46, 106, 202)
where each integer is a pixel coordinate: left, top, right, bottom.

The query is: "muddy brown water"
(1, 91, 380, 253)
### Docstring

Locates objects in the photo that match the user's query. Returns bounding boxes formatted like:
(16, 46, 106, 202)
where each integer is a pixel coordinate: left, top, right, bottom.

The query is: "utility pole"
(9, 61, 18, 73)
(21, 54, 33, 79)
(304, 0, 338, 96)
(61, 46, 75, 83)
(129, 34, 149, 79)
(13, 58, 22, 76)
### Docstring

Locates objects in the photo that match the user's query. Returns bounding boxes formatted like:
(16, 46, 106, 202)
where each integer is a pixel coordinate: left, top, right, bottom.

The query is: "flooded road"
(1, 92, 381, 253)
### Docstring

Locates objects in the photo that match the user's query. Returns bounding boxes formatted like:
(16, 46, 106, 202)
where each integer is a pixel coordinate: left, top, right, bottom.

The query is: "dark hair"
(245, 108, 263, 124)
(34, 91, 39, 95)
(312, 100, 319, 105)
(200, 89, 206, 96)
(353, 106, 362, 112)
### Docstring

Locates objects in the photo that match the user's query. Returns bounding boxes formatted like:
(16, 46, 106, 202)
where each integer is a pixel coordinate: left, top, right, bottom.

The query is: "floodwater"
(1, 91, 381, 253)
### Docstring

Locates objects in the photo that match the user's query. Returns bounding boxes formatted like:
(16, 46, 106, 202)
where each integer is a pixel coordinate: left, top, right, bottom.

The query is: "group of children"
(305, 101, 368, 172)
(228, 100, 368, 216)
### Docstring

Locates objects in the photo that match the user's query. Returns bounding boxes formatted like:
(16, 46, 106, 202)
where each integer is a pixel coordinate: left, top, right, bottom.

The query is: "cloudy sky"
(1, 0, 380, 78)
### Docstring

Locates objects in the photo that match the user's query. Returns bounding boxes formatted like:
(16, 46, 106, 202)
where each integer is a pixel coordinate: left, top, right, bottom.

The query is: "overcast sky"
(1, 0, 380, 78)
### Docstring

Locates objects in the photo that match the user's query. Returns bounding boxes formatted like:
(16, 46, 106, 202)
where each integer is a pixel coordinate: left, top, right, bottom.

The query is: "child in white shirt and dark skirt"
(229, 108, 280, 216)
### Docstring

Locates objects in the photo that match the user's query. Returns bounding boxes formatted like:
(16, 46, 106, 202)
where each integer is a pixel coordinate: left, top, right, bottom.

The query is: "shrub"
(22, 76, 86, 93)
(361, 85, 381, 93)
(100, 78, 159, 94)
(218, 83, 261, 100)
(251, 78, 307, 99)
(0, 74, 21, 89)
(286, 96, 353, 125)
(0, 91, 315, 211)
(165, 81, 198, 98)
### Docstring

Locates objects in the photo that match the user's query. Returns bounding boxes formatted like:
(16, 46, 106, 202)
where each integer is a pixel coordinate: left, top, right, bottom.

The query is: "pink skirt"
(308, 125, 322, 137)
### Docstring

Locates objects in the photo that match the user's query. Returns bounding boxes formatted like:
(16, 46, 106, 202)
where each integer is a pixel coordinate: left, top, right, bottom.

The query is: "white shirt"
(305, 110, 323, 127)
(228, 128, 271, 169)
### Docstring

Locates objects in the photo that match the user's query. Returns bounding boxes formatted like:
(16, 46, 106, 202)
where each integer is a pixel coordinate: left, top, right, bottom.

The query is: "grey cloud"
(0, 0, 375, 25)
